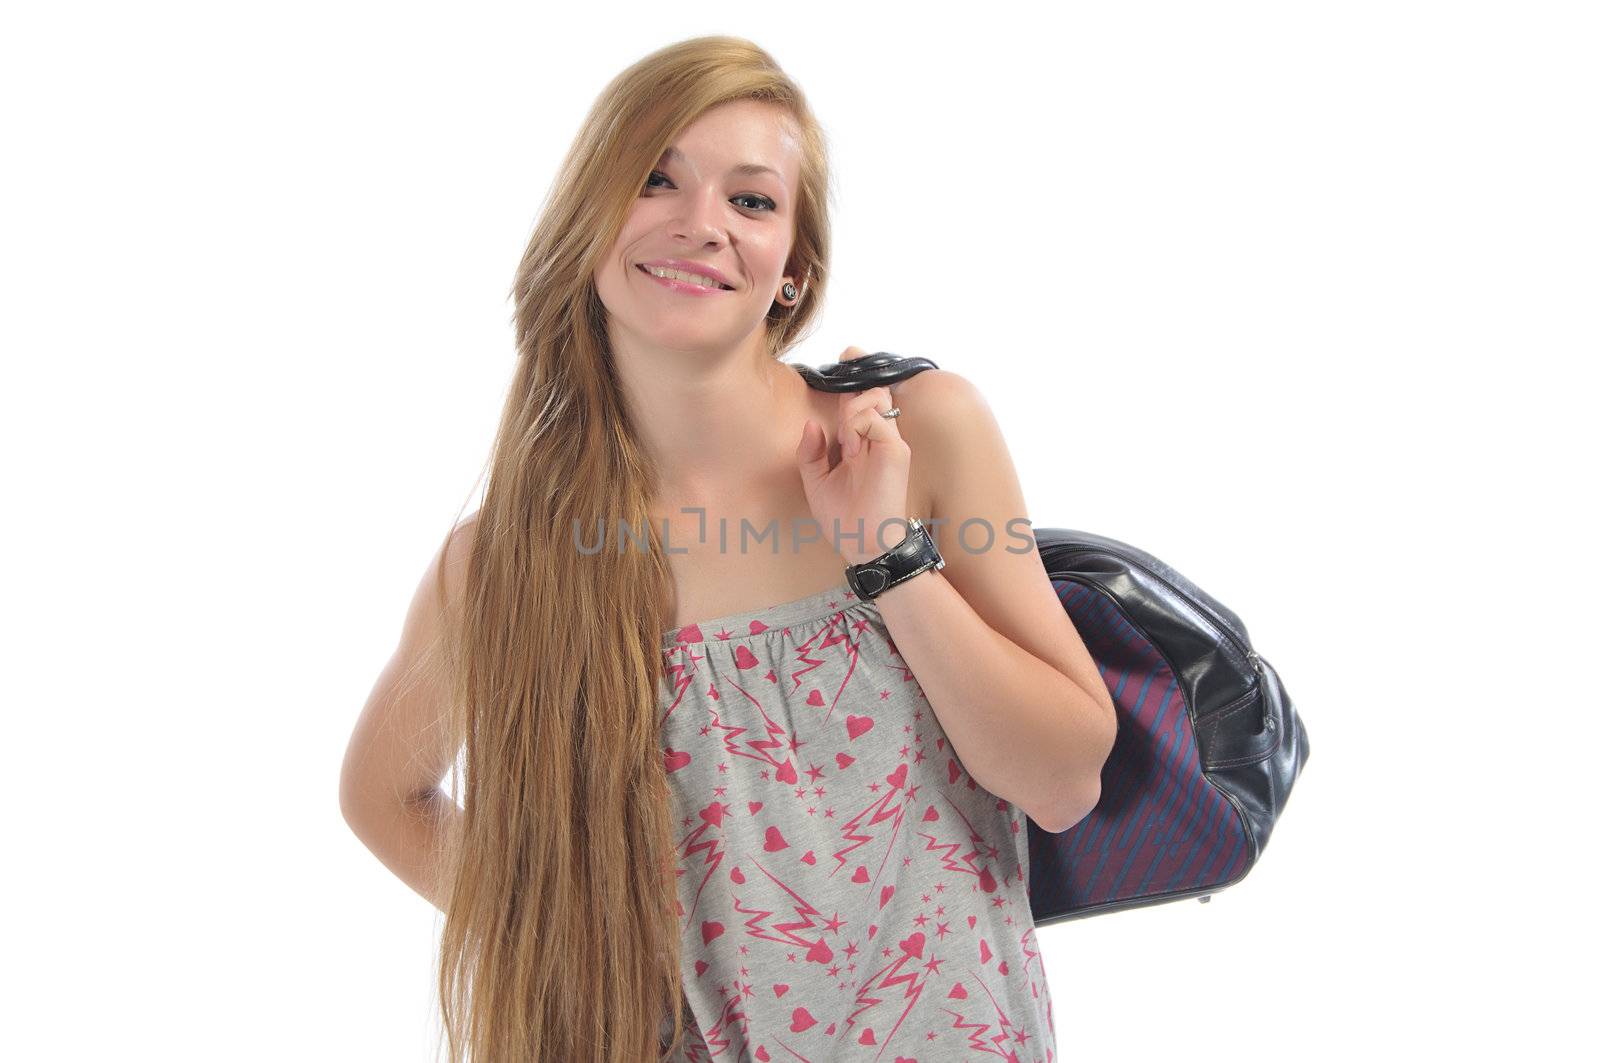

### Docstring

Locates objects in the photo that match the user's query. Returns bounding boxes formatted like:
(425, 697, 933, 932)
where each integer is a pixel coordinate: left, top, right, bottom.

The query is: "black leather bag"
(795, 352, 1311, 925)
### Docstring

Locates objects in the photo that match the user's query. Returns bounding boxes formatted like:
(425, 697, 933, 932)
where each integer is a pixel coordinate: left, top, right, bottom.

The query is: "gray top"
(657, 580, 1057, 1062)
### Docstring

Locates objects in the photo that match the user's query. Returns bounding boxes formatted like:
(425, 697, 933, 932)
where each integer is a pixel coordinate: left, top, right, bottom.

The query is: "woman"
(339, 35, 1117, 1063)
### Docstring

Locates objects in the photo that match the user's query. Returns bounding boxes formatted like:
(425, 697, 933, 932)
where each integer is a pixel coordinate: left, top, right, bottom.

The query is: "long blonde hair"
(431, 36, 832, 1062)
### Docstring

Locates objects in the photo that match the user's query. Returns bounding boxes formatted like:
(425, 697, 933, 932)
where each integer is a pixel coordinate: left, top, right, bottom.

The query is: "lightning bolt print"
(657, 584, 1057, 1061)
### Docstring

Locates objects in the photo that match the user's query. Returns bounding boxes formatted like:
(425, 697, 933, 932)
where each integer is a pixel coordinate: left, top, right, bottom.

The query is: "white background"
(4, 1, 1594, 1058)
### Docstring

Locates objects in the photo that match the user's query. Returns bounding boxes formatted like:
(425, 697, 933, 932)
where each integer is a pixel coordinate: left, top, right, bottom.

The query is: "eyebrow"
(660, 146, 785, 185)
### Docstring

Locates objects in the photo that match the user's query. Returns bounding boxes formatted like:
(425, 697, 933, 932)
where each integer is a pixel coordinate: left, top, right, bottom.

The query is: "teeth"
(645, 265, 728, 289)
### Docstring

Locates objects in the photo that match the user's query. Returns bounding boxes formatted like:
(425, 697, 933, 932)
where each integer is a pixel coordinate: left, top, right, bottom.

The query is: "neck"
(611, 324, 816, 503)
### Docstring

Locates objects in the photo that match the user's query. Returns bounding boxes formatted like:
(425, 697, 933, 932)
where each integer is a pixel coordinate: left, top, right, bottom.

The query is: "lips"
(636, 261, 735, 290)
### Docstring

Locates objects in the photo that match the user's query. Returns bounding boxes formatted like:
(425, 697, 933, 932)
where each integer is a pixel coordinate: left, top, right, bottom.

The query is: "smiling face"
(594, 98, 804, 357)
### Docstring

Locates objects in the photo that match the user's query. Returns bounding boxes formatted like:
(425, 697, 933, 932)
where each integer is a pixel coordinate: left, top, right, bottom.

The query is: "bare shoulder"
(397, 514, 480, 643)
(339, 514, 480, 816)
(891, 366, 986, 419)
(430, 513, 480, 617)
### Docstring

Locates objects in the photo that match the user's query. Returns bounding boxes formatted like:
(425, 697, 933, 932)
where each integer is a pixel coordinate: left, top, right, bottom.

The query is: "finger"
(835, 384, 897, 458)
(837, 386, 895, 423)
(794, 418, 836, 490)
(841, 403, 907, 457)
(838, 388, 901, 451)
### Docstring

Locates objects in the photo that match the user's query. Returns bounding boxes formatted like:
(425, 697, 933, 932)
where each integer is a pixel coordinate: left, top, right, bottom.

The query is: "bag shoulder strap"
(792, 352, 940, 392)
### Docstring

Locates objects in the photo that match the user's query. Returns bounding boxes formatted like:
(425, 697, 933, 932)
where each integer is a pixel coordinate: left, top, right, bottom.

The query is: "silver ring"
(880, 406, 901, 419)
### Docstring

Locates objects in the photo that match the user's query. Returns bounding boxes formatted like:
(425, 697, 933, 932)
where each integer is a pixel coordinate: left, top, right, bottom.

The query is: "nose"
(667, 184, 728, 247)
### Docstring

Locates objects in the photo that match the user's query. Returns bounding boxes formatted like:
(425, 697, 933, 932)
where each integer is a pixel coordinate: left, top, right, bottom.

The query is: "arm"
(343, 785, 462, 912)
(876, 371, 1117, 833)
(338, 517, 477, 911)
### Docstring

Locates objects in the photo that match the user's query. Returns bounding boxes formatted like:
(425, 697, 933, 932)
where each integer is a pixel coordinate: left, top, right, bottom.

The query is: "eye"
(643, 171, 776, 213)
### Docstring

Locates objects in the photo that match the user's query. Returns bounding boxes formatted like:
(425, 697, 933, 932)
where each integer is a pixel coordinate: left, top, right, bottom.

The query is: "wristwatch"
(844, 517, 945, 600)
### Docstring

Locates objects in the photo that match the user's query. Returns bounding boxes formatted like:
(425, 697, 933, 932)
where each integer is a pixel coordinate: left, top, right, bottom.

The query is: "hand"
(794, 346, 914, 567)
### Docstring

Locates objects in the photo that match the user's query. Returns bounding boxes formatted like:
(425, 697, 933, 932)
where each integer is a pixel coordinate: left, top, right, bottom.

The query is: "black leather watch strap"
(844, 518, 945, 600)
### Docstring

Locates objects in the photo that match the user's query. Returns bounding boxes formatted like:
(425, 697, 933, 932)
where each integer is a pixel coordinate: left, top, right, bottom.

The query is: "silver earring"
(782, 281, 798, 301)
